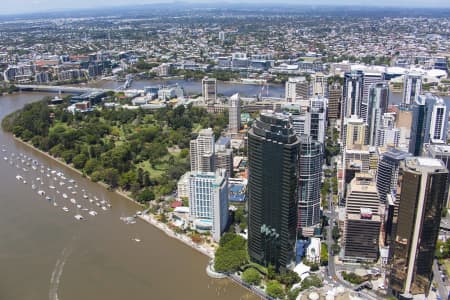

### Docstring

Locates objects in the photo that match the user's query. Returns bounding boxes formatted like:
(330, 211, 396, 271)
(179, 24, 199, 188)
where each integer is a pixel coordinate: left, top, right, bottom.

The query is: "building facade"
(247, 111, 300, 272)
(229, 93, 241, 134)
(202, 76, 217, 102)
(190, 128, 215, 172)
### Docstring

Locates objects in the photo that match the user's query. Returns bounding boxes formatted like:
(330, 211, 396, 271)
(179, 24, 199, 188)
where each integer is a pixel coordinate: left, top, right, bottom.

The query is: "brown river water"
(0, 92, 258, 300)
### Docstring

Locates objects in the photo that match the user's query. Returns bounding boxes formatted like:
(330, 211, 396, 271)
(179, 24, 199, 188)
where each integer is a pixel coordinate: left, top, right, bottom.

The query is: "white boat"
(3, 157, 7, 161)
(83, 194, 88, 199)
(132, 238, 141, 242)
(70, 198, 76, 204)
(82, 208, 89, 211)
(94, 196, 99, 201)
(89, 198, 94, 203)
(67, 186, 73, 190)
(46, 174, 50, 177)
(100, 200, 106, 204)
(32, 166, 37, 170)
(23, 180, 27, 184)
(49, 185, 55, 189)
(59, 181, 65, 186)
(89, 210, 98, 216)
(76, 204, 82, 209)
(51, 170, 56, 174)
(15, 175, 23, 181)
(95, 202, 101, 207)
(37, 190, 45, 196)
(62, 206, 69, 212)
(136, 211, 142, 215)
(101, 206, 107, 211)
(71, 191, 77, 194)
(68, 179, 75, 183)
(53, 202, 58, 207)
(74, 214, 84, 220)
(46, 196, 52, 201)
(36, 177, 41, 181)
(62, 193, 68, 199)
(31, 184, 36, 190)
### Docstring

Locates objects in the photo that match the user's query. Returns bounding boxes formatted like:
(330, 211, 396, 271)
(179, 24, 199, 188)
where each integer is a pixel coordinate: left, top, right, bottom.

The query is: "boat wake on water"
(49, 245, 73, 300)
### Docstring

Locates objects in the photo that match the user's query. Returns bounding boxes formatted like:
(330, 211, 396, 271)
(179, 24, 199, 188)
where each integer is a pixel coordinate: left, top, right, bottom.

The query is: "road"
(323, 189, 380, 300)
(433, 260, 449, 300)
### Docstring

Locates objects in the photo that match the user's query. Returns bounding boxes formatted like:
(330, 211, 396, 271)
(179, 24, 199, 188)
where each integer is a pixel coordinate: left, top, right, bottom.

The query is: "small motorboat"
(89, 211, 98, 216)
(74, 214, 84, 220)
(62, 206, 69, 212)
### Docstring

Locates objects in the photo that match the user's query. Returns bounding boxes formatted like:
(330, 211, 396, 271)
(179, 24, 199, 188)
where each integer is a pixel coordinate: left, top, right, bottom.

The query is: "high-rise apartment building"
(285, 77, 310, 102)
(188, 169, 229, 242)
(367, 82, 389, 146)
(247, 111, 300, 272)
(190, 128, 215, 172)
(328, 82, 342, 120)
(343, 173, 381, 262)
(342, 115, 367, 150)
(390, 158, 448, 298)
(402, 73, 422, 106)
(376, 113, 400, 148)
(307, 97, 327, 144)
(297, 135, 323, 237)
(229, 93, 241, 134)
(425, 144, 450, 208)
(215, 137, 233, 178)
(429, 98, 447, 144)
(202, 77, 217, 102)
(376, 148, 412, 203)
(311, 73, 327, 97)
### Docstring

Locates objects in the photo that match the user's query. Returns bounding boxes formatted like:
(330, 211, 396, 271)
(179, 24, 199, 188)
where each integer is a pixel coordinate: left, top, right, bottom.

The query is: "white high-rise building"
(285, 77, 309, 102)
(306, 97, 327, 144)
(402, 73, 422, 106)
(190, 128, 215, 172)
(368, 82, 389, 146)
(361, 72, 383, 123)
(229, 93, 241, 134)
(202, 77, 217, 102)
(430, 98, 447, 144)
(311, 73, 328, 97)
(218, 31, 225, 41)
(188, 169, 229, 242)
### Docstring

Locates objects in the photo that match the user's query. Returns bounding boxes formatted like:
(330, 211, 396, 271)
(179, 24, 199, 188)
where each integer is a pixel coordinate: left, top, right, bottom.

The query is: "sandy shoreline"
(11, 135, 215, 260)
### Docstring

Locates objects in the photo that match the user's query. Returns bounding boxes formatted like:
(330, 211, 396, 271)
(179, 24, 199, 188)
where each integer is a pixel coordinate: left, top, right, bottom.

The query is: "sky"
(1, 0, 450, 15)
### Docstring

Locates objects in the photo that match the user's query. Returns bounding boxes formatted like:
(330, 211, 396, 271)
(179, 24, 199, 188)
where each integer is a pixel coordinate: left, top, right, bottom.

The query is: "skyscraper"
(229, 93, 241, 134)
(425, 144, 450, 208)
(343, 173, 381, 262)
(285, 77, 310, 102)
(390, 158, 448, 298)
(328, 82, 342, 120)
(367, 82, 389, 146)
(307, 97, 327, 144)
(202, 77, 217, 103)
(188, 169, 229, 242)
(297, 135, 323, 237)
(247, 111, 300, 272)
(215, 137, 233, 178)
(402, 73, 422, 106)
(376, 113, 400, 148)
(342, 115, 367, 150)
(190, 128, 215, 172)
(429, 97, 447, 144)
(361, 72, 383, 123)
(342, 71, 364, 119)
(311, 72, 327, 97)
(376, 148, 412, 203)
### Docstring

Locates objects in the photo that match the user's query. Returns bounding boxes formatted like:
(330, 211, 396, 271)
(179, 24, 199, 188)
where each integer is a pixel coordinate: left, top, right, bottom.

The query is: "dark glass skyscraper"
(390, 157, 448, 298)
(247, 111, 300, 272)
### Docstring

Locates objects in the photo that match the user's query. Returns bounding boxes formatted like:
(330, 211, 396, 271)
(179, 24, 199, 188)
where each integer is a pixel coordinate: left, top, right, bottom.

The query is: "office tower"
(297, 135, 323, 237)
(429, 98, 447, 144)
(190, 128, 215, 172)
(247, 111, 300, 272)
(409, 94, 448, 156)
(402, 73, 422, 106)
(311, 73, 327, 97)
(285, 77, 309, 102)
(342, 71, 364, 119)
(343, 173, 381, 262)
(229, 93, 241, 134)
(376, 113, 400, 148)
(425, 144, 450, 208)
(202, 77, 217, 102)
(361, 72, 383, 123)
(376, 148, 412, 203)
(342, 115, 367, 150)
(306, 97, 327, 144)
(397, 107, 413, 152)
(328, 82, 342, 120)
(390, 158, 448, 298)
(215, 137, 233, 178)
(218, 31, 225, 41)
(188, 169, 229, 242)
(367, 82, 389, 146)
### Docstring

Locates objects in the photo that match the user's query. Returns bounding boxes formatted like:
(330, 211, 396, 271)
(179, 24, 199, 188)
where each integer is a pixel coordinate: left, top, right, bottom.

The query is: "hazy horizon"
(1, 0, 450, 16)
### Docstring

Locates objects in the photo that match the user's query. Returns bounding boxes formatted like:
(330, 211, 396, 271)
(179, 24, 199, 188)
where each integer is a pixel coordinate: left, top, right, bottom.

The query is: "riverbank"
(12, 134, 216, 258)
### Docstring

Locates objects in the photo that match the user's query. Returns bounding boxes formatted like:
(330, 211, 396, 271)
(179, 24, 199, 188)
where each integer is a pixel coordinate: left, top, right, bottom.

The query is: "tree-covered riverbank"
(2, 98, 228, 204)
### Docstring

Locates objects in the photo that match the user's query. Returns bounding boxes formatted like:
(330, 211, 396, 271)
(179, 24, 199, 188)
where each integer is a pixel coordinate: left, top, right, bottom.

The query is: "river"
(0, 92, 258, 300)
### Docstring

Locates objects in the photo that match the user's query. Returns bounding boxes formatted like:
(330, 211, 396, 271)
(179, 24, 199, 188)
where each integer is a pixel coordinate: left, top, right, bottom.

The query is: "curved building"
(247, 111, 300, 272)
